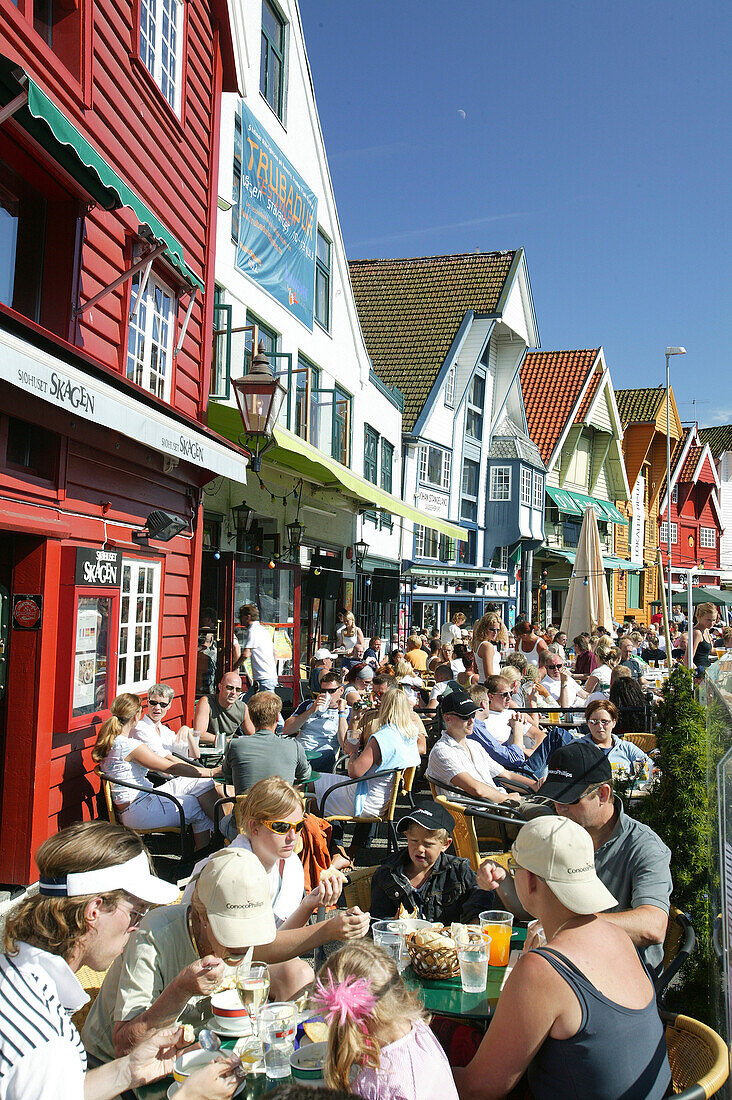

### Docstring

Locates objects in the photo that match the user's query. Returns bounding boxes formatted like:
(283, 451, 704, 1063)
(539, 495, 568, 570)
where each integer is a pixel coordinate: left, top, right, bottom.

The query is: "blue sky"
(298, 0, 731, 426)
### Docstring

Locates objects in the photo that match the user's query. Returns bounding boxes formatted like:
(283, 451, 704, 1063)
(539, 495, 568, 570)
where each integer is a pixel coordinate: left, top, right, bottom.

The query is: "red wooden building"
(0, 0, 244, 884)
(659, 424, 723, 591)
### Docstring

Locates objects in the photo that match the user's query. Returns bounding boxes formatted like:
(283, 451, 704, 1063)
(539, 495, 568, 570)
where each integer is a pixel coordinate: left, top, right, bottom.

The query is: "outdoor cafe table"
(402, 925, 527, 1026)
(134, 1039, 284, 1100)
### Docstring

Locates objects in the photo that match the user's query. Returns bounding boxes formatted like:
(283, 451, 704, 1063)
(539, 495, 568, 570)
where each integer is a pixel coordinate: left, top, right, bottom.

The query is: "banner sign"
(631, 476, 645, 564)
(75, 548, 122, 587)
(234, 103, 318, 329)
(415, 487, 450, 519)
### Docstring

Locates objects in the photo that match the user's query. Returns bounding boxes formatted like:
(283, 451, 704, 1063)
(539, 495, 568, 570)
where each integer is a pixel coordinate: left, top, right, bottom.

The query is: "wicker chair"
(624, 732, 657, 753)
(428, 780, 525, 867)
(96, 768, 195, 869)
(342, 865, 379, 911)
(656, 907, 696, 1002)
(317, 769, 404, 855)
(662, 1011, 729, 1098)
(71, 965, 109, 1031)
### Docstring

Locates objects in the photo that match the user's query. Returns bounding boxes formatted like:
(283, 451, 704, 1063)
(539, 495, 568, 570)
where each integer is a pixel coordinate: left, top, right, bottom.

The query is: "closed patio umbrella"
(560, 505, 613, 639)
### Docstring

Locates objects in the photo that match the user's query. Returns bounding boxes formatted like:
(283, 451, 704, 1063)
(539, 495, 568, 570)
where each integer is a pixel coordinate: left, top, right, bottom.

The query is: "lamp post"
(665, 346, 686, 622)
(231, 340, 287, 472)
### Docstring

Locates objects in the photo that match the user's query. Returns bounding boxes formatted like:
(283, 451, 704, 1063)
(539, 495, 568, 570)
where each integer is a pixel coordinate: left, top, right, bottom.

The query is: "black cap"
(541, 741, 612, 804)
(397, 801, 455, 836)
(440, 687, 479, 718)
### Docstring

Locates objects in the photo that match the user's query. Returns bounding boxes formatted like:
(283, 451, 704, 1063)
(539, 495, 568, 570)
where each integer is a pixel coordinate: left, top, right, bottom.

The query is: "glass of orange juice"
(479, 910, 514, 967)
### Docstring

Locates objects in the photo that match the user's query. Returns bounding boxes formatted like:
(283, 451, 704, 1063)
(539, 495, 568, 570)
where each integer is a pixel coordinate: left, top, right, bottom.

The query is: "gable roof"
(615, 386, 667, 426)
(520, 349, 600, 465)
(699, 424, 732, 457)
(679, 445, 703, 482)
(348, 250, 518, 431)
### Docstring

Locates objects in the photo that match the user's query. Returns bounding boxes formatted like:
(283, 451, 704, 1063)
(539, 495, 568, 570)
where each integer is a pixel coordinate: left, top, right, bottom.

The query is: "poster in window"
(234, 103, 318, 329)
(343, 581, 354, 613)
(73, 596, 111, 717)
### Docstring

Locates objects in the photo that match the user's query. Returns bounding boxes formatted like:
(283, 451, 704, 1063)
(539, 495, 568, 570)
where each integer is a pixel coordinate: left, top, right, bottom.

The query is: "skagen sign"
(75, 548, 122, 587)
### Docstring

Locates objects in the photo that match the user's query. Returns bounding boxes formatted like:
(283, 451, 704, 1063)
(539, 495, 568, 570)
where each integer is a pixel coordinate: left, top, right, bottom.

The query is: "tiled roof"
(615, 386, 667, 426)
(574, 370, 602, 423)
(520, 349, 600, 465)
(679, 445, 701, 482)
(349, 251, 517, 431)
(699, 424, 732, 457)
(661, 428, 690, 499)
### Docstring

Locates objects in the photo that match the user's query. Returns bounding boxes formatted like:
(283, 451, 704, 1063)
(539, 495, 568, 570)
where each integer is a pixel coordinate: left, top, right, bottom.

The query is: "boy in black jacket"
(370, 801, 495, 925)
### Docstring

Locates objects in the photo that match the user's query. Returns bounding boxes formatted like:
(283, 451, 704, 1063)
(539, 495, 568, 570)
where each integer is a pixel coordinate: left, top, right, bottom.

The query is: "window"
(458, 528, 477, 565)
(627, 570, 641, 609)
(232, 108, 242, 243)
(563, 521, 581, 547)
(466, 373, 485, 439)
(439, 535, 457, 563)
(364, 425, 379, 484)
(418, 444, 451, 490)
(294, 358, 319, 443)
(245, 312, 278, 358)
(494, 546, 509, 571)
(315, 228, 331, 331)
(414, 525, 439, 559)
(659, 522, 678, 545)
(210, 287, 231, 398)
(332, 385, 351, 465)
(5, 416, 58, 481)
(521, 467, 532, 506)
(127, 271, 176, 400)
(380, 439, 394, 495)
(461, 458, 480, 523)
(533, 471, 544, 509)
(444, 365, 456, 408)
(117, 559, 162, 691)
(260, 0, 285, 120)
(701, 527, 716, 548)
(140, 0, 184, 113)
(489, 465, 511, 501)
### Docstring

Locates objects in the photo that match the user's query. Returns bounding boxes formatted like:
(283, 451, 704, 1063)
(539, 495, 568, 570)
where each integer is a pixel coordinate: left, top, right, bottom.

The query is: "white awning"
(0, 326, 248, 483)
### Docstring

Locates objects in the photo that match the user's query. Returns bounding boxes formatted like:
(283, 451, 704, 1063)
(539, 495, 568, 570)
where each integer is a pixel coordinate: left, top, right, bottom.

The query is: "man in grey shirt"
(219, 691, 311, 795)
(480, 740, 671, 977)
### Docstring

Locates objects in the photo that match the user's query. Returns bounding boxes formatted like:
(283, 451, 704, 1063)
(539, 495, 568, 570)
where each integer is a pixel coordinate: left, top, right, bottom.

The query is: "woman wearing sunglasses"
(184, 777, 370, 1001)
(582, 700, 652, 778)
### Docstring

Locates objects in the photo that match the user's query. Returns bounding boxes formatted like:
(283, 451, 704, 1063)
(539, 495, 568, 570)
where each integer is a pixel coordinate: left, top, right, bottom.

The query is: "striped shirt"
(0, 943, 88, 1100)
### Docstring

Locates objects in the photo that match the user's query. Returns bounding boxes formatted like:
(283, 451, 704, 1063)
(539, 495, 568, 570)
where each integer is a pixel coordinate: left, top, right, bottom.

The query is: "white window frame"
(117, 558, 162, 692)
(465, 371, 485, 440)
(490, 465, 511, 501)
(444, 364, 456, 408)
(414, 524, 439, 559)
(140, 0, 185, 114)
(700, 526, 716, 549)
(127, 270, 176, 401)
(660, 522, 678, 545)
(496, 545, 509, 571)
(418, 444, 451, 490)
(461, 458, 479, 523)
(533, 471, 544, 509)
(521, 467, 532, 506)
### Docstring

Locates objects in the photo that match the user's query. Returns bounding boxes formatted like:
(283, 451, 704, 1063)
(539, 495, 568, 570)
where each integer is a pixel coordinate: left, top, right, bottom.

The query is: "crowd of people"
(4, 597, 725, 1100)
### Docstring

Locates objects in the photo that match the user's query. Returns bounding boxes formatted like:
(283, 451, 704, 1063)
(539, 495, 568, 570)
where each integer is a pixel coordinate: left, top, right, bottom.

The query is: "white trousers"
(120, 779, 214, 835)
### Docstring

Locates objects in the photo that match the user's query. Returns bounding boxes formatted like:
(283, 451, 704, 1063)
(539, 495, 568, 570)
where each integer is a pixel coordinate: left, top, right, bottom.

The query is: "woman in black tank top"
(692, 602, 716, 676)
(454, 817, 671, 1100)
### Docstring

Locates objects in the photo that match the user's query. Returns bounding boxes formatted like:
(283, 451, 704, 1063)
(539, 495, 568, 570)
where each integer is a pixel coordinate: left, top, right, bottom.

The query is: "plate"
(167, 1085, 180, 1099)
(205, 1015, 255, 1037)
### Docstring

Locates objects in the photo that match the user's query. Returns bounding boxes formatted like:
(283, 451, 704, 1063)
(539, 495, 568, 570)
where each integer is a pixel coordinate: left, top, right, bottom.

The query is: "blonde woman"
(394, 658, 424, 705)
(584, 641, 620, 698)
(336, 611, 365, 654)
(692, 602, 715, 675)
(183, 777, 368, 1001)
(358, 685, 427, 755)
(473, 613, 502, 683)
(92, 694, 215, 849)
(314, 688, 421, 818)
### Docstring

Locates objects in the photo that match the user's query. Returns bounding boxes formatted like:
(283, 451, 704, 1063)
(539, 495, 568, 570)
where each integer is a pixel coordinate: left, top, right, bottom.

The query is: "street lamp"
(665, 346, 686, 619)
(231, 340, 287, 472)
(286, 519, 304, 555)
(354, 539, 369, 568)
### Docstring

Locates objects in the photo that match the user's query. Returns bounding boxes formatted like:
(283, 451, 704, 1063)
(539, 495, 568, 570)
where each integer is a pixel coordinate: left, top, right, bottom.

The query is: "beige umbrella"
(560, 505, 613, 639)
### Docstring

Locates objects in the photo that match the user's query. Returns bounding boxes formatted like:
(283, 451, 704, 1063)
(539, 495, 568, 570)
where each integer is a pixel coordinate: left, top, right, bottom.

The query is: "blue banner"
(234, 104, 318, 329)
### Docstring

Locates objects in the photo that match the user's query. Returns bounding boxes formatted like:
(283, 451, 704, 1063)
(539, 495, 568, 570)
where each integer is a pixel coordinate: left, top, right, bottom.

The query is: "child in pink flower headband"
(311, 940, 458, 1100)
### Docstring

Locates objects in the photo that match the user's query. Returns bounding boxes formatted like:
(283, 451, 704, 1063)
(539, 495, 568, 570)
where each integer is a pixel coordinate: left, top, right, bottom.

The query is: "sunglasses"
(261, 819, 305, 835)
(546, 663, 563, 670)
(117, 900, 151, 930)
(148, 699, 169, 708)
(588, 717, 613, 726)
(491, 691, 512, 699)
(506, 854, 521, 878)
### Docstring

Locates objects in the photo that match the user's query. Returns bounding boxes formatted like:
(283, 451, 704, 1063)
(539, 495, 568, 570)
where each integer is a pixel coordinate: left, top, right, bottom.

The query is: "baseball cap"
(440, 686, 479, 718)
(541, 741, 612, 804)
(511, 816, 617, 914)
(314, 648, 335, 660)
(397, 800, 455, 836)
(193, 848, 276, 946)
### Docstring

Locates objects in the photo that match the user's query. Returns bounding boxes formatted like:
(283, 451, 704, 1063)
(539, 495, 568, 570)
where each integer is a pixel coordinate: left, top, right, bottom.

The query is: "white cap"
(314, 648, 336, 660)
(193, 849, 276, 946)
(511, 817, 617, 915)
(38, 851, 179, 905)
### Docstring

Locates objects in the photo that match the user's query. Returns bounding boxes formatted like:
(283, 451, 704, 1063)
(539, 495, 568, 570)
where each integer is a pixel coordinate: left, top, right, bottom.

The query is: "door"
(232, 562, 301, 709)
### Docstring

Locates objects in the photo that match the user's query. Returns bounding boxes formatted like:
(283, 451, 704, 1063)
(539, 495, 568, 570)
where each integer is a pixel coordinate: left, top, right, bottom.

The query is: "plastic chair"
(656, 907, 696, 1003)
(317, 768, 404, 855)
(96, 768, 194, 868)
(662, 1011, 729, 1098)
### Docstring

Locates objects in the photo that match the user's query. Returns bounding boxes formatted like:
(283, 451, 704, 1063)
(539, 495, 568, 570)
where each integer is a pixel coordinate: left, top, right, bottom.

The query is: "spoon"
(198, 1029, 222, 1052)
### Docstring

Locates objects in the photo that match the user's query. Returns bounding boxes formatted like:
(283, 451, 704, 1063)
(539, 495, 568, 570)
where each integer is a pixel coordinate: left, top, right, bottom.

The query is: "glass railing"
(704, 656, 732, 1044)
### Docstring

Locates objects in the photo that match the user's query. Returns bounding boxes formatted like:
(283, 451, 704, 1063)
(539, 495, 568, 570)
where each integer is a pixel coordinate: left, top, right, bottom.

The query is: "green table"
(403, 926, 527, 1024)
(135, 1040, 284, 1099)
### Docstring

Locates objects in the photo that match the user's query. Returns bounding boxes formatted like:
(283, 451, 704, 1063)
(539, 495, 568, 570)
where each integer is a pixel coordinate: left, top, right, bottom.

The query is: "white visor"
(39, 851, 178, 905)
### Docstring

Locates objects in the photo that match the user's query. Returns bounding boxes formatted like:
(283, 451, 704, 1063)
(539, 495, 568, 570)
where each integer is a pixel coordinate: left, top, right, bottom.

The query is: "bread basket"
(406, 927, 460, 979)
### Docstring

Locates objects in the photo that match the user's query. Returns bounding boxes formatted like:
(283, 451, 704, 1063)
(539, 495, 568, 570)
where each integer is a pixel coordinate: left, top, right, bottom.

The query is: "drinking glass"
(258, 1003, 296, 1079)
(236, 963, 270, 1021)
(455, 928, 489, 993)
(372, 919, 407, 972)
(479, 910, 514, 967)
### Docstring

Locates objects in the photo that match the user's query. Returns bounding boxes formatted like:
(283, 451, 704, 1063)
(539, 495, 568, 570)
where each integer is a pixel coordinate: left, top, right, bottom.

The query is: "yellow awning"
(207, 404, 468, 542)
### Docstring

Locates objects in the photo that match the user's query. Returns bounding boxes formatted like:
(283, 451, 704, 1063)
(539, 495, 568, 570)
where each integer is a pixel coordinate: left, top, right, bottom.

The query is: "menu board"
(73, 596, 111, 717)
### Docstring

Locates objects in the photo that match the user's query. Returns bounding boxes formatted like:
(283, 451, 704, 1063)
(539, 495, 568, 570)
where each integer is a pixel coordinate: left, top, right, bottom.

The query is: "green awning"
(544, 548, 642, 572)
(547, 485, 628, 526)
(403, 565, 501, 582)
(0, 59, 202, 290)
(546, 486, 583, 516)
(207, 402, 468, 542)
